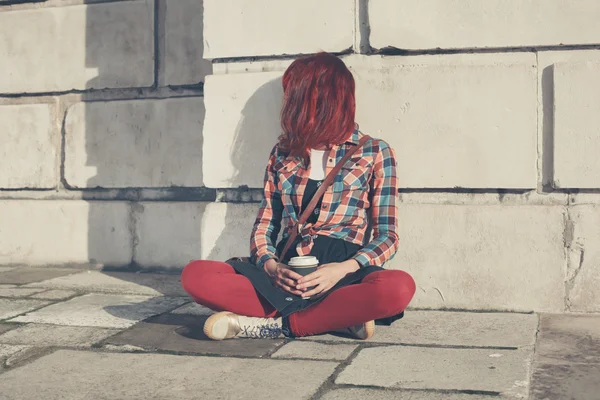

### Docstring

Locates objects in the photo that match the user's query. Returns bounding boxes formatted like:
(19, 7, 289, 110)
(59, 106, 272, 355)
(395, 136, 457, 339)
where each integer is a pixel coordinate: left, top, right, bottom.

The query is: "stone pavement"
(0, 266, 598, 399)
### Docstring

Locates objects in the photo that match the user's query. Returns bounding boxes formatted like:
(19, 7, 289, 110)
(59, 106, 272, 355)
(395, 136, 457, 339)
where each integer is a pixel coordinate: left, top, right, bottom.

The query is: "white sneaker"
(203, 312, 284, 340)
(333, 320, 375, 340)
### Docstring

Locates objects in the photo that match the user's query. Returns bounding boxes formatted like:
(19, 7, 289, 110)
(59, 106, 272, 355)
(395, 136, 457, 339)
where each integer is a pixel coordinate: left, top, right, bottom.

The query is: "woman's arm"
(352, 142, 400, 267)
(250, 146, 284, 269)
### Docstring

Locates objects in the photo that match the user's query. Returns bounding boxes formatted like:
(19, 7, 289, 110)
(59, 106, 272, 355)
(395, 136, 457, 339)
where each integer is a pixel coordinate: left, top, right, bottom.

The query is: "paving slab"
(0, 267, 80, 285)
(301, 311, 538, 347)
(3, 346, 51, 368)
(26, 271, 186, 297)
(530, 362, 600, 400)
(11, 294, 186, 329)
(536, 313, 600, 364)
(0, 350, 338, 400)
(0, 288, 46, 298)
(321, 388, 493, 400)
(529, 313, 600, 400)
(107, 313, 284, 357)
(0, 344, 46, 369)
(0, 344, 30, 360)
(0, 299, 50, 320)
(336, 346, 531, 396)
(103, 344, 146, 352)
(0, 323, 18, 335)
(272, 341, 358, 361)
(30, 290, 78, 300)
(0, 324, 120, 347)
(169, 302, 214, 316)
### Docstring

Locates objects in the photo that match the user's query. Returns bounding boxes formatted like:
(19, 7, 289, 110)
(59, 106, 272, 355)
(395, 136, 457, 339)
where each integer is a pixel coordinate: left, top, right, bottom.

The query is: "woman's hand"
(296, 259, 360, 299)
(264, 259, 304, 296)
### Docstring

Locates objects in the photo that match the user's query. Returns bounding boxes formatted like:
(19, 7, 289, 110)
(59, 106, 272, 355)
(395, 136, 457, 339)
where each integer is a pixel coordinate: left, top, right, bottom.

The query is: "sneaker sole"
(203, 311, 233, 341)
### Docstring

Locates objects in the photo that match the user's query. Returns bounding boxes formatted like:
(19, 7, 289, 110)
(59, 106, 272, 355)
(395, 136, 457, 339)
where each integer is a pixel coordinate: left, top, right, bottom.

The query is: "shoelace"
(239, 323, 282, 339)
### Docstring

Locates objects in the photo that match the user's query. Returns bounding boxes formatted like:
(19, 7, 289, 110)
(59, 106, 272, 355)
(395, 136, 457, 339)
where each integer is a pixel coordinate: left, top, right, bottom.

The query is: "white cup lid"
(288, 256, 319, 267)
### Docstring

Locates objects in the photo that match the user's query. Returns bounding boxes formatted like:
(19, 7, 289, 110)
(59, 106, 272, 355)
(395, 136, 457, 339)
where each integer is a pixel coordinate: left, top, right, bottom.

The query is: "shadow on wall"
(207, 77, 283, 261)
(80, 1, 210, 270)
(541, 64, 554, 191)
(82, 2, 146, 268)
(78, 0, 282, 268)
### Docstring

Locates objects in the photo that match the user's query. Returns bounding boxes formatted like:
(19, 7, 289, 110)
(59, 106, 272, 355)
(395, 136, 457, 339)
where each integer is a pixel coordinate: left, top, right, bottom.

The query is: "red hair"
(279, 52, 356, 163)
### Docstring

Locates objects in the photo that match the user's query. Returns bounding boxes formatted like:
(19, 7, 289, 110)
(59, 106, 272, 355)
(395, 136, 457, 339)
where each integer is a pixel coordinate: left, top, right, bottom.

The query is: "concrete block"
(322, 388, 492, 400)
(0, 324, 120, 348)
(197, 203, 564, 311)
(336, 346, 531, 396)
(204, 55, 537, 188)
(369, 0, 600, 50)
(0, 1, 154, 93)
(392, 205, 566, 312)
(26, 271, 186, 297)
(164, 0, 212, 85)
(553, 62, 600, 188)
(537, 51, 600, 189)
(272, 341, 358, 361)
(0, 299, 50, 320)
(300, 311, 538, 347)
(134, 202, 207, 268)
(203, 72, 282, 188)
(199, 203, 260, 261)
(11, 294, 186, 328)
(0, 201, 131, 266)
(566, 205, 600, 312)
(0, 104, 57, 189)
(64, 98, 204, 188)
(353, 54, 537, 188)
(0, 350, 338, 400)
(203, 0, 354, 59)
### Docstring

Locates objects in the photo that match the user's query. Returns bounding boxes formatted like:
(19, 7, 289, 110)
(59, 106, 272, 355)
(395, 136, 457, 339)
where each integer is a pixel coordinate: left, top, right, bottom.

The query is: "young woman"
(181, 52, 416, 340)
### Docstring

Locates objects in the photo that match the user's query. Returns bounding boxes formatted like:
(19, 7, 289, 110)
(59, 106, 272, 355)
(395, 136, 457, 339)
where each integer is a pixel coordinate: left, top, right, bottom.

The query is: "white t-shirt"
(309, 149, 328, 180)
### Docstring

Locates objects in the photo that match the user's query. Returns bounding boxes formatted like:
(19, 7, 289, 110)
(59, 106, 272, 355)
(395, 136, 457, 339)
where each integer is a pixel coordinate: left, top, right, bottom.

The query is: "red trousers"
(181, 260, 416, 337)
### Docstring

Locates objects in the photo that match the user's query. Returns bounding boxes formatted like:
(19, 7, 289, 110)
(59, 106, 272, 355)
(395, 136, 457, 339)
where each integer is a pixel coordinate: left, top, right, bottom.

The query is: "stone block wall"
(2, 0, 600, 313)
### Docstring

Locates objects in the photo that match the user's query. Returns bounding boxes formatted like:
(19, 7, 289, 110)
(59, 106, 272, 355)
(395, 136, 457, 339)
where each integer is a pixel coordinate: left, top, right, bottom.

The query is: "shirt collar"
(344, 127, 362, 145)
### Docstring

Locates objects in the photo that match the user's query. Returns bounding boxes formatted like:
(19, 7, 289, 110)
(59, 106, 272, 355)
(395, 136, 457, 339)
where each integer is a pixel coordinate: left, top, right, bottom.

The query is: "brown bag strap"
(277, 135, 371, 262)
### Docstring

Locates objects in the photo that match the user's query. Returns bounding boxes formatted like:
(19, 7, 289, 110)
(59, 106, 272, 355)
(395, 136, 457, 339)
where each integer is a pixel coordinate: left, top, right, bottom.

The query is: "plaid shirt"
(250, 130, 399, 268)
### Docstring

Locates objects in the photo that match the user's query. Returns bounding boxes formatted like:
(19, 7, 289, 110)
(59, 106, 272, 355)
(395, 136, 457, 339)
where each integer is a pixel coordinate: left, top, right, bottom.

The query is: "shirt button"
(322, 204, 328, 209)
(329, 158, 333, 162)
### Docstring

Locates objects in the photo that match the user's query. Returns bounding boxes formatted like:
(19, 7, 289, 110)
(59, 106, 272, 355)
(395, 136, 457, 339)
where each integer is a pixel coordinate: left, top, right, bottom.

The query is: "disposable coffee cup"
(288, 256, 319, 297)
(288, 256, 319, 276)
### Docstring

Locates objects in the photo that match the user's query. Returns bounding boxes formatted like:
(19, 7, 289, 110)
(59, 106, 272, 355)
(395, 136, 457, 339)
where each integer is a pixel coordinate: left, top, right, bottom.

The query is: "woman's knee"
(180, 260, 227, 298)
(369, 270, 416, 316)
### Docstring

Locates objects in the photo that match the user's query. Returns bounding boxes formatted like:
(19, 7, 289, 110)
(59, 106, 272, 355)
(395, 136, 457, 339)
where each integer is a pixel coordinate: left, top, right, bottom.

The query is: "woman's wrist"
(339, 259, 360, 274)
(264, 259, 279, 276)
